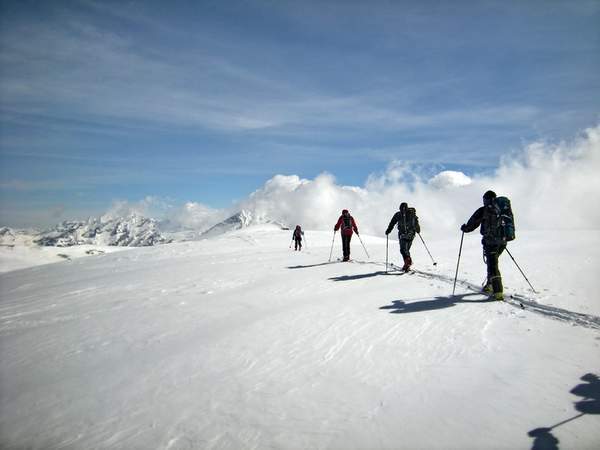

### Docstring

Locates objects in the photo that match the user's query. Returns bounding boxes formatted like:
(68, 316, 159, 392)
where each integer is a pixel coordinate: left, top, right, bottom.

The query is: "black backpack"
(398, 208, 418, 234)
(484, 196, 515, 242)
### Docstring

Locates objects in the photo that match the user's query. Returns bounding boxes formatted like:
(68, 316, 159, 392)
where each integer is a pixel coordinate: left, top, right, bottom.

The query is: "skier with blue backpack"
(460, 190, 515, 300)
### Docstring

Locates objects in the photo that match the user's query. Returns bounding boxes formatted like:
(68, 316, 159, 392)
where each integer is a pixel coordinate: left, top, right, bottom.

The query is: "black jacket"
(386, 208, 420, 238)
(463, 206, 503, 246)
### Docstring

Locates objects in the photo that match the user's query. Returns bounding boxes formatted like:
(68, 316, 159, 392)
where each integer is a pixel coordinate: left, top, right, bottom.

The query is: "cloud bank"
(102, 124, 600, 238)
(234, 124, 600, 236)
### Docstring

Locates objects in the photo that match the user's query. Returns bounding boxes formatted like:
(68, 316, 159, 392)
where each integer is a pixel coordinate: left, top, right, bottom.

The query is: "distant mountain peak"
(200, 210, 287, 239)
(34, 214, 171, 247)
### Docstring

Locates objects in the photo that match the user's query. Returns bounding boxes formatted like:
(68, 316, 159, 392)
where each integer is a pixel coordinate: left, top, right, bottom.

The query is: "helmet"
(399, 202, 408, 211)
(342, 209, 349, 214)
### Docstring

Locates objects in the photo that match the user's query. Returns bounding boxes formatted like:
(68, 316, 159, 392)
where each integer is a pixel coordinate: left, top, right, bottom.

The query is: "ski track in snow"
(352, 259, 600, 331)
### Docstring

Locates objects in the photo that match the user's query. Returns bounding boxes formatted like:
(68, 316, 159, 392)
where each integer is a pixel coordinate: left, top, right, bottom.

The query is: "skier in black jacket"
(460, 190, 506, 300)
(385, 203, 420, 271)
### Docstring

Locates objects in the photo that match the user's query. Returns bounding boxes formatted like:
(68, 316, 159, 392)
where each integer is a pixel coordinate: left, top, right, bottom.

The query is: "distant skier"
(460, 190, 515, 301)
(292, 225, 304, 251)
(334, 209, 359, 261)
(385, 202, 420, 271)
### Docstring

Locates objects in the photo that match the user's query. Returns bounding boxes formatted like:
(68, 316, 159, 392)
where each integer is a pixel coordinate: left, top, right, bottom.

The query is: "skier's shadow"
(328, 271, 391, 281)
(380, 292, 491, 314)
(528, 373, 600, 450)
(288, 262, 338, 269)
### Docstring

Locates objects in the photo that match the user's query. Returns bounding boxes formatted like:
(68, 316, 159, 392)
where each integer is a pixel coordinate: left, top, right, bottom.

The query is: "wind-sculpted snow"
(0, 228, 598, 449)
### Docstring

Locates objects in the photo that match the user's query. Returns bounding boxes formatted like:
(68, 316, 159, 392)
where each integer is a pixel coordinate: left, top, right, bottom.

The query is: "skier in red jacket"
(334, 209, 359, 261)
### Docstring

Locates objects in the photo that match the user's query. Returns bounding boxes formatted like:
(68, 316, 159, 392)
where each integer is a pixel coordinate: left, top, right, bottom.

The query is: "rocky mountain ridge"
(33, 214, 170, 247)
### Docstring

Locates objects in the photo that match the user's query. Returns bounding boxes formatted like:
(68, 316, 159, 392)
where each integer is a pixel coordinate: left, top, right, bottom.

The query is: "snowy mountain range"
(33, 214, 171, 247)
(1, 209, 287, 250)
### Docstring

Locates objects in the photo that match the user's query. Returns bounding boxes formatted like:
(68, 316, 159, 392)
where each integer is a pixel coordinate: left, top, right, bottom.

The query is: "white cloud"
(170, 202, 228, 232)
(100, 197, 227, 233)
(0, 11, 542, 140)
(231, 125, 600, 236)
(428, 171, 472, 189)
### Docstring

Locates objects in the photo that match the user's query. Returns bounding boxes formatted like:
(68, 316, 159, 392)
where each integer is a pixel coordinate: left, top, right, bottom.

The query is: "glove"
(385, 229, 390, 235)
(460, 224, 467, 232)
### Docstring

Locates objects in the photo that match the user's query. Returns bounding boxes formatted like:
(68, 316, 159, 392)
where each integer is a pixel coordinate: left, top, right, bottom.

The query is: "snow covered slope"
(0, 226, 599, 449)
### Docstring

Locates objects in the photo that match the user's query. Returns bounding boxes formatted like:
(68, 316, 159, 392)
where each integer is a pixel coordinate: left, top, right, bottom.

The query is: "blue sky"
(1, 0, 599, 227)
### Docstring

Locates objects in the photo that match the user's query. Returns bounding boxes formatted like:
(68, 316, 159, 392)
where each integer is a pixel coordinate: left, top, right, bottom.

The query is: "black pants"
(484, 242, 506, 293)
(294, 238, 302, 250)
(341, 234, 352, 260)
(399, 236, 414, 259)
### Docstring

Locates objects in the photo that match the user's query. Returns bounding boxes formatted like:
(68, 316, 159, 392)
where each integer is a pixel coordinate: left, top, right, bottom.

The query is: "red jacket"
(334, 214, 359, 237)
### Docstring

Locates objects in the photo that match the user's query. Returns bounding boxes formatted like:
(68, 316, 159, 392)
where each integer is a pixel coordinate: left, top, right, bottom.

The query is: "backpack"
(398, 208, 418, 234)
(407, 208, 417, 230)
(484, 196, 515, 242)
(341, 215, 354, 235)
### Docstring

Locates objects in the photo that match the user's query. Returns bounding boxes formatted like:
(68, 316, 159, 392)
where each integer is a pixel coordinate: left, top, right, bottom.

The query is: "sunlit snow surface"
(1, 225, 599, 449)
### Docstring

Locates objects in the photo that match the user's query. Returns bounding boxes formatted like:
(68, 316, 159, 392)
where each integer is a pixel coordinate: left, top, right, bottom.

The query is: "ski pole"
(303, 234, 307, 250)
(385, 234, 389, 273)
(328, 230, 336, 262)
(357, 233, 370, 259)
(289, 237, 294, 249)
(417, 233, 437, 266)
(452, 232, 464, 296)
(505, 248, 537, 293)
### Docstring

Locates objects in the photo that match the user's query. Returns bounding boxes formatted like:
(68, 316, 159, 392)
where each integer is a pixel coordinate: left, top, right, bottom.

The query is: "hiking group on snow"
(294, 190, 518, 301)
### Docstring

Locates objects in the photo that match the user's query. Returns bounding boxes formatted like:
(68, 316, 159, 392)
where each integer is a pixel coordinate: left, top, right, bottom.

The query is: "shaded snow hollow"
(0, 226, 599, 449)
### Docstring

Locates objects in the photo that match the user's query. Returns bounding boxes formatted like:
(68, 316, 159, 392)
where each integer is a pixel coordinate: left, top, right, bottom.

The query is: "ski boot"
(401, 256, 412, 272)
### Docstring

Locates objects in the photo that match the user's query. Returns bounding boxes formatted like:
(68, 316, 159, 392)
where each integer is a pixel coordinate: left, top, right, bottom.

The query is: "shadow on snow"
(380, 292, 492, 314)
(528, 372, 600, 450)
(287, 262, 340, 269)
(289, 260, 600, 330)
(328, 271, 406, 281)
